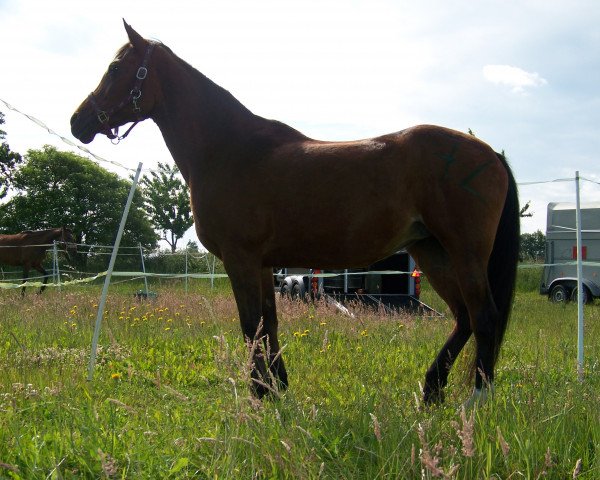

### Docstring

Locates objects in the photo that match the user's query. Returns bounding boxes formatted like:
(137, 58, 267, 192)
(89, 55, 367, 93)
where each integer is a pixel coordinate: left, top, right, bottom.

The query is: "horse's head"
(71, 20, 157, 144)
(61, 227, 77, 260)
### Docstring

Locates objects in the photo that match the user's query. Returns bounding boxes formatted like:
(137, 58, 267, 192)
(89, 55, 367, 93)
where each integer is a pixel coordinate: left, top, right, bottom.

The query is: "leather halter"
(87, 42, 155, 143)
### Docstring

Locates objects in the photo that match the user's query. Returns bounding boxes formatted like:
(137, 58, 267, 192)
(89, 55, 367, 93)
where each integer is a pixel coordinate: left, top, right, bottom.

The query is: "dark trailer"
(275, 251, 435, 313)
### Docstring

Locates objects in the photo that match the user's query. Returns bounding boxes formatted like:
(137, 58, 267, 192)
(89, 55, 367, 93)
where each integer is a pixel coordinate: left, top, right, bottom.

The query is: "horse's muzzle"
(70, 110, 96, 144)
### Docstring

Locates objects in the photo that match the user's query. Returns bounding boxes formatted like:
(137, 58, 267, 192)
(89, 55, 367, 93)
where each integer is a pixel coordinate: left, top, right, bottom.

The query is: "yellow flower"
(320, 322, 327, 326)
(111, 373, 122, 380)
(164, 327, 171, 331)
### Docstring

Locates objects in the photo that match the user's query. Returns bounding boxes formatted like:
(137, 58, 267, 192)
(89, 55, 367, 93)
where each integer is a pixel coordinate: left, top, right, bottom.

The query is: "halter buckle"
(136, 67, 148, 80)
(97, 111, 109, 124)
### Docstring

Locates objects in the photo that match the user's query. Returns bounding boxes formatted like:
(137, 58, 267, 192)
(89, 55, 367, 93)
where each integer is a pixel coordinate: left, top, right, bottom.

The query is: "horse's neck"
(151, 52, 304, 181)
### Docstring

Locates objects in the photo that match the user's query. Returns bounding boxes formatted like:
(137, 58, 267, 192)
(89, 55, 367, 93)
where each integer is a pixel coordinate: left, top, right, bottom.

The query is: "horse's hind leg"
(452, 257, 499, 405)
(260, 267, 288, 391)
(408, 238, 472, 404)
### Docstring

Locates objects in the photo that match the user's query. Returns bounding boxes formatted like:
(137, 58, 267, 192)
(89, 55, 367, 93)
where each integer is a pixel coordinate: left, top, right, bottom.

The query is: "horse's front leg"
(261, 267, 288, 391)
(20, 267, 29, 296)
(224, 257, 273, 398)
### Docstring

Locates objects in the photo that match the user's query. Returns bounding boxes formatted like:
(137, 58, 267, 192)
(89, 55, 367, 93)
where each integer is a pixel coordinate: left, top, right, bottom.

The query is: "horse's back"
(206, 123, 509, 268)
(0, 232, 48, 267)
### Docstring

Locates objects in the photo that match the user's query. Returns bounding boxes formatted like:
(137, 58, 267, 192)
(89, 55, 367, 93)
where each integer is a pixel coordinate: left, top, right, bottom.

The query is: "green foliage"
(0, 111, 23, 200)
(140, 162, 193, 253)
(0, 146, 157, 252)
(520, 230, 546, 262)
(0, 276, 598, 478)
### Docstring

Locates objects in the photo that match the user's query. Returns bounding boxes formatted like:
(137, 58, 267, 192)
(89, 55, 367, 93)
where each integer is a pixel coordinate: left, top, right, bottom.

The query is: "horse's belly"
(264, 217, 428, 269)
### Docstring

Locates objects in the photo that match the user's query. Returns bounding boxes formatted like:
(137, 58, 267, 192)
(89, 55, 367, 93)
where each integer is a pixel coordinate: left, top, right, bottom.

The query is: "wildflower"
(497, 426, 510, 458)
(319, 322, 327, 326)
(360, 329, 368, 337)
(452, 407, 475, 457)
(111, 373, 122, 380)
(164, 327, 171, 331)
(573, 459, 582, 478)
(369, 413, 382, 442)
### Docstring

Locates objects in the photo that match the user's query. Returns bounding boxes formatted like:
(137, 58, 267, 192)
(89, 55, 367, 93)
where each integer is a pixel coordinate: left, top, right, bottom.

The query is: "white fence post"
(575, 171, 584, 381)
(88, 162, 143, 381)
(139, 242, 149, 296)
(53, 240, 61, 291)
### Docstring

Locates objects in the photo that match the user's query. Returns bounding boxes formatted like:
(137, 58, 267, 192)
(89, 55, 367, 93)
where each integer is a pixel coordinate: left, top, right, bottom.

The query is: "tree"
(520, 201, 533, 218)
(520, 230, 546, 262)
(0, 146, 157, 250)
(0, 111, 23, 200)
(141, 162, 193, 252)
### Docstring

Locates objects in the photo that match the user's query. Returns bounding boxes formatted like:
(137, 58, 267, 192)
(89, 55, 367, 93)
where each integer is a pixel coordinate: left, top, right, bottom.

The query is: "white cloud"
(482, 64, 547, 93)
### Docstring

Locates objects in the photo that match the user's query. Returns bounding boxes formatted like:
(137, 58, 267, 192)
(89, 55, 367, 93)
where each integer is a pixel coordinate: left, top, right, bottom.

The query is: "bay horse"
(71, 22, 520, 406)
(0, 227, 76, 295)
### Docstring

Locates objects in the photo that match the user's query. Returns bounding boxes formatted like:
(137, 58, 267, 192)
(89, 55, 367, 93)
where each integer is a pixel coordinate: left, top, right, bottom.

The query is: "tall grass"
(0, 272, 598, 479)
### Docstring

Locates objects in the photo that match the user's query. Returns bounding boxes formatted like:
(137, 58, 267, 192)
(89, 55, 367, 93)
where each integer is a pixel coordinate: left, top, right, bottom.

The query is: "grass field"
(0, 269, 598, 479)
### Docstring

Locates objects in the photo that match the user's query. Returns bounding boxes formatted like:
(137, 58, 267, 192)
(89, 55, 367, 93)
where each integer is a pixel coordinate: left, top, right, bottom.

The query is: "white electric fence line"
(2, 261, 598, 290)
(5, 98, 600, 187)
(0, 98, 161, 175)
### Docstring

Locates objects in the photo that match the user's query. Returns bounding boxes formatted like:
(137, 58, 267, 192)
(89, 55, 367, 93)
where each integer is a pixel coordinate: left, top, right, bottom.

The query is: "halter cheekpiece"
(88, 42, 155, 144)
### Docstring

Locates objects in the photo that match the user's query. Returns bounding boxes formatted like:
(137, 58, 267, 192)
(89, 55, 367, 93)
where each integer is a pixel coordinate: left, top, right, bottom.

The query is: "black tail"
(489, 152, 520, 366)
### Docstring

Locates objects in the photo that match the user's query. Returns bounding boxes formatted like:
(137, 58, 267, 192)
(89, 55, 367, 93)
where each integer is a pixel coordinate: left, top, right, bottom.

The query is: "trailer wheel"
(571, 285, 592, 304)
(550, 284, 569, 303)
(292, 281, 303, 299)
(280, 282, 291, 297)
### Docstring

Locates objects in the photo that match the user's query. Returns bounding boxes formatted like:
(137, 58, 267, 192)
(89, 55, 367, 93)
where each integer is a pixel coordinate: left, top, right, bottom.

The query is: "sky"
(1, 0, 599, 246)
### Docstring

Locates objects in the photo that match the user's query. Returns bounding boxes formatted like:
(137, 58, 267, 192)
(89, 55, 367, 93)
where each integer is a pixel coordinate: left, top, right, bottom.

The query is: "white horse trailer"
(540, 202, 600, 303)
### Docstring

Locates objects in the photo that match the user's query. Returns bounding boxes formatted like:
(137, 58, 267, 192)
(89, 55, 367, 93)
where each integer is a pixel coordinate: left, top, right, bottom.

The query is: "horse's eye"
(108, 63, 119, 74)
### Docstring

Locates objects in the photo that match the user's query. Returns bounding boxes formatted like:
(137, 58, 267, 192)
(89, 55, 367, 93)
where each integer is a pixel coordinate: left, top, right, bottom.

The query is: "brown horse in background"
(71, 22, 520, 406)
(0, 227, 76, 295)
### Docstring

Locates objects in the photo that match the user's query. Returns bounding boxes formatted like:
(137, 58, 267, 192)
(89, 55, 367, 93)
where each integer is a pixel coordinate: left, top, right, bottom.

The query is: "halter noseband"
(88, 42, 155, 144)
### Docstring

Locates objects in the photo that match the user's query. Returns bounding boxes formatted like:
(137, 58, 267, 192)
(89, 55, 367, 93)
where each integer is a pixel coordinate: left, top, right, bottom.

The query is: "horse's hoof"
(463, 385, 495, 409)
(251, 382, 271, 400)
(423, 388, 445, 406)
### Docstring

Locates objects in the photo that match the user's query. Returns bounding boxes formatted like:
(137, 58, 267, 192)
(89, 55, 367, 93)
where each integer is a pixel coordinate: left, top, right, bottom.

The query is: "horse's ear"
(123, 19, 146, 52)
